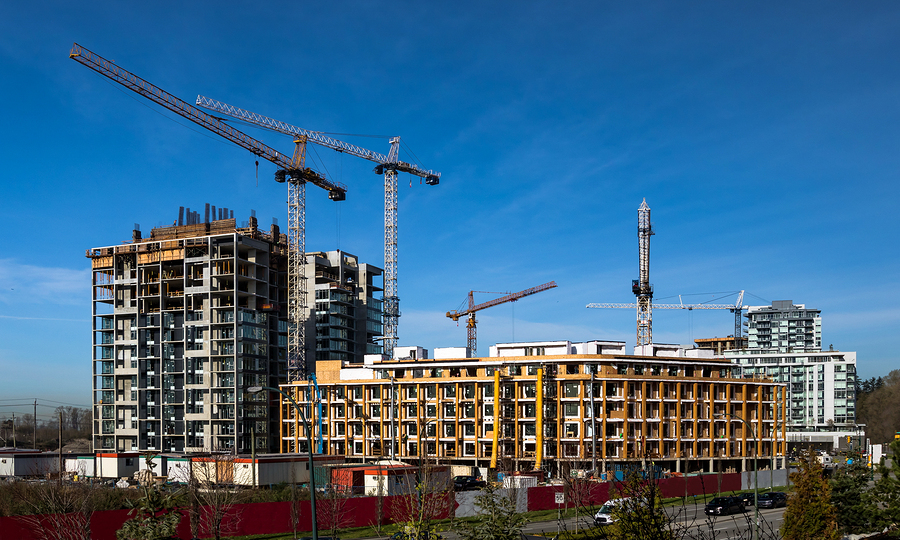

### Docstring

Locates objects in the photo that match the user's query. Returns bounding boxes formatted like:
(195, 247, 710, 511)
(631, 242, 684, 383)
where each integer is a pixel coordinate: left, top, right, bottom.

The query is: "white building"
(725, 348, 858, 448)
(745, 300, 822, 352)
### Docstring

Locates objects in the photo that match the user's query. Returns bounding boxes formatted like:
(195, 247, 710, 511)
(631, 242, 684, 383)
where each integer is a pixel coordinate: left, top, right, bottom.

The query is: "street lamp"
(248, 385, 318, 540)
(717, 412, 758, 540)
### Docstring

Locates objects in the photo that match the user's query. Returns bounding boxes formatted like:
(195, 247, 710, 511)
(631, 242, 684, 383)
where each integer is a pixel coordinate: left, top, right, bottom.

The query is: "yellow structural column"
(535, 367, 543, 470)
(741, 384, 748, 457)
(490, 370, 500, 469)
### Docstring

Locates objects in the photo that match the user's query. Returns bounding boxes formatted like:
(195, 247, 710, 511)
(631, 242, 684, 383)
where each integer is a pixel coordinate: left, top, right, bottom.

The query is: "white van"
(594, 498, 629, 526)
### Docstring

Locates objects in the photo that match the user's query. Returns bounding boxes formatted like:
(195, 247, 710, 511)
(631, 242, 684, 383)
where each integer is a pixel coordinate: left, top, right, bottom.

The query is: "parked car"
(704, 496, 744, 516)
(757, 491, 787, 509)
(453, 475, 487, 491)
(739, 492, 755, 506)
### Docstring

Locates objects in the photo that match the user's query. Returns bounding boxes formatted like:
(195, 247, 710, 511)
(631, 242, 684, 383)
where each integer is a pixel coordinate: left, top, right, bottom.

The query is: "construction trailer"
(95, 452, 141, 479)
(189, 453, 345, 487)
(0, 450, 61, 478)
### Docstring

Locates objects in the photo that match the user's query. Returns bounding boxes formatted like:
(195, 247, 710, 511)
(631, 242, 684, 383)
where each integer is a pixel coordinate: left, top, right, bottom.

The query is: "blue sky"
(1, 1, 898, 414)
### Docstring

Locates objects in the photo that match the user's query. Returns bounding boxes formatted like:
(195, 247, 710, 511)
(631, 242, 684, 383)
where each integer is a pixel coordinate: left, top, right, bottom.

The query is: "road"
(438, 502, 787, 539)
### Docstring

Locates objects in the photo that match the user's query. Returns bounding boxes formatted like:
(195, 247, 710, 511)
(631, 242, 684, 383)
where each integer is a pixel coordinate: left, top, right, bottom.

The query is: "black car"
(739, 492, 755, 506)
(757, 491, 787, 509)
(704, 496, 744, 516)
(453, 475, 487, 491)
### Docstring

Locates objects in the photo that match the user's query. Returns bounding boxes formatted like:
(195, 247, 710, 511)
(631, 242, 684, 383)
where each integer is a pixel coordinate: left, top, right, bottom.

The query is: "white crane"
(195, 97, 440, 360)
(586, 199, 746, 348)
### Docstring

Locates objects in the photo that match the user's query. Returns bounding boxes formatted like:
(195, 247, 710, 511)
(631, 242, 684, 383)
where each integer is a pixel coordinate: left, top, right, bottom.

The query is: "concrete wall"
(743, 468, 790, 490)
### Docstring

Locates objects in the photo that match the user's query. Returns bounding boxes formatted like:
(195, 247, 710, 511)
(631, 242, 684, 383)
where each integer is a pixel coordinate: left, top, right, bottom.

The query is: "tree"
(856, 370, 900, 444)
(190, 452, 247, 540)
(14, 482, 99, 540)
(116, 484, 182, 540)
(117, 454, 181, 540)
(599, 470, 678, 540)
(317, 486, 353, 539)
(456, 483, 528, 540)
(782, 449, 839, 540)
(390, 462, 452, 539)
(871, 439, 900, 531)
(830, 452, 874, 534)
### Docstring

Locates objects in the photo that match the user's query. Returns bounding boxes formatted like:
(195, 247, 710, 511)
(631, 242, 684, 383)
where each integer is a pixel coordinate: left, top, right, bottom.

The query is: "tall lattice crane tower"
(634, 199, 654, 346)
(587, 198, 747, 348)
(69, 43, 347, 382)
(194, 97, 441, 360)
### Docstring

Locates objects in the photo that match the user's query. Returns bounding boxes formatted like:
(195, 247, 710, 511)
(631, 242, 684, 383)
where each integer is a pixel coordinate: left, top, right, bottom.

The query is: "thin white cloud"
(0, 259, 90, 307)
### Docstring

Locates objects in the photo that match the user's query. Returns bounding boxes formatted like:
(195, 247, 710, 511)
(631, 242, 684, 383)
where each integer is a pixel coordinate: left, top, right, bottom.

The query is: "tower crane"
(635, 198, 654, 346)
(587, 291, 746, 349)
(586, 198, 746, 348)
(69, 43, 346, 382)
(194, 97, 441, 360)
(446, 281, 557, 357)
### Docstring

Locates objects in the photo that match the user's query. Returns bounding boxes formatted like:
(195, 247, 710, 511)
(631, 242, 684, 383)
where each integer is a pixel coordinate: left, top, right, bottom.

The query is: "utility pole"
(58, 411, 62, 485)
(11, 412, 16, 449)
(33, 399, 37, 450)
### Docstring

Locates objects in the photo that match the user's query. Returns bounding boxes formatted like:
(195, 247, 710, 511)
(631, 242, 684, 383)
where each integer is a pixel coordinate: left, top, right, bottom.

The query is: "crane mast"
(447, 281, 557, 357)
(195, 96, 441, 360)
(69, 43, 347, 381)
(588, 197, 746, 349)
(635, 199, 654, 346)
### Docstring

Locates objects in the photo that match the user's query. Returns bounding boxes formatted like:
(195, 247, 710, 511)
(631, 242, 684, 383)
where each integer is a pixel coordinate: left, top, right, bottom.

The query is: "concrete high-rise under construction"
(88, 206, 383, 454)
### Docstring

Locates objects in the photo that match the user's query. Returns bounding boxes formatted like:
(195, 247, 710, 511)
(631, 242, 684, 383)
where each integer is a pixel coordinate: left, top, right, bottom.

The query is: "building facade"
(725, 348, 857, 447)
(279, 340, 786, 477)
(89, 214, 289, 454)
(88, 211, 384, 454)
(724, 300, 857, 448)
(307, 250, 384, 364)
(745, 300, 822, 352)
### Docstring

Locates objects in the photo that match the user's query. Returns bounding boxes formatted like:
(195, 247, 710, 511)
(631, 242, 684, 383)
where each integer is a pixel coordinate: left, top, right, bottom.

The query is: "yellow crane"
(446, 281, 557, 357)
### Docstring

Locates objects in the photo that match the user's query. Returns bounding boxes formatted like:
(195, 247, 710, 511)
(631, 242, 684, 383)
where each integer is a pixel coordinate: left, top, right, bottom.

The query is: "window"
(617, 364, 628, 375)
(564, 382, 580, 398)
(509, 365, 521, 376)
(634, 365, 644, 375)
(444, 386, 456, 398)
(444, 404, 456, 417)
(370, 386, 381, 399)
(564, 402, 579, 417)
(527, 365, 539, 376)
(407, 386, 418, 398)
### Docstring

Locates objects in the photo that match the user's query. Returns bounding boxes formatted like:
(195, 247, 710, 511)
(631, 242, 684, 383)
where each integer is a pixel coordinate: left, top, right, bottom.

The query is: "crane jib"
(68, 43, 347, 199)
